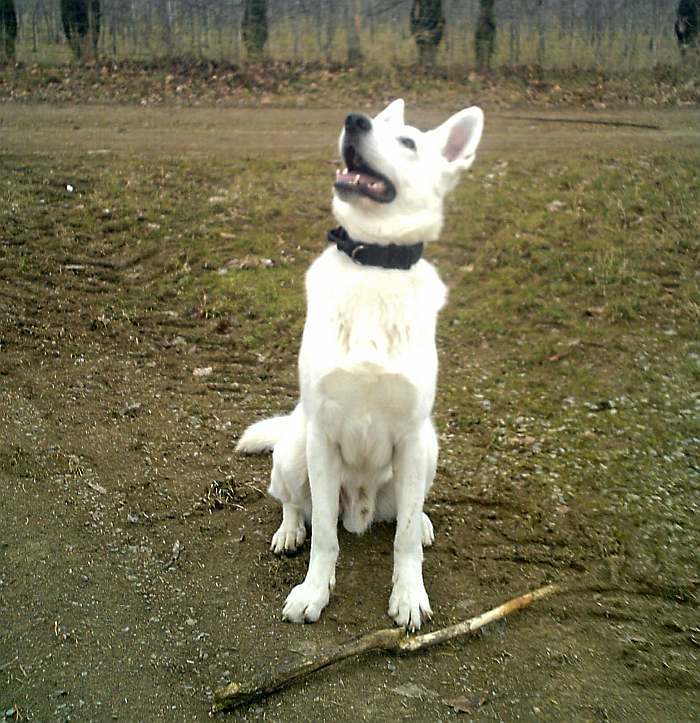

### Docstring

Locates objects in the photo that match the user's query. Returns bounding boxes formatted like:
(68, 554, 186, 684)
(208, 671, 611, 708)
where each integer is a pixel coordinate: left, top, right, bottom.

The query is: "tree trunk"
(32, 2, 39, 53)
(60, 0, 100, 62)
(322, 0, 338, 64)
(291, 7, 300, 62)
(345, 0, 362, 66)
(242, 0, 267, 60)
(230, 1, 241, 63)
(508, 0, 520, 66)
(0, 0, 18, 63)
(536, 0, 546, 66)
(109, 4, 116, 58)
(589, 0, 604, 67)
(675, 0, 699, 63)
(475, 0, 496, 71)
(155, 0, 172, 58)
(410, 0, 445, 67)
(143, 0, 152, 53)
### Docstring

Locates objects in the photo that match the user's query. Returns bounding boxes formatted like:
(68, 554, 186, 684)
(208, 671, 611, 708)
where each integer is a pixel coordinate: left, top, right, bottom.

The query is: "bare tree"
(535, 0, 546, 65)
(507, 0, 521, 66)
(0, 0, 18, 62)
(475, 0, 496, 71)
(4, 0, 689, 71)
(345, 0, 362, 65)
(60, 0, 100, 61)
(154, 0, 172, 57)
(675, 0, 699, 60)
(410, 0, 445, 66)
(242, 0, 267, 59)
(321, 0, 338, 63)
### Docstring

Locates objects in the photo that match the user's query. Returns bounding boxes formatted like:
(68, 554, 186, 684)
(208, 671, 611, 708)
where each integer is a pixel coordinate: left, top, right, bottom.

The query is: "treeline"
(1, 0, 692, 70)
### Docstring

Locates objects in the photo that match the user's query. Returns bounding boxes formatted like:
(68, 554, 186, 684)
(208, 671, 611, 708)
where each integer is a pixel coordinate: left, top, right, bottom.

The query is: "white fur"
(237, 100, 484, 630)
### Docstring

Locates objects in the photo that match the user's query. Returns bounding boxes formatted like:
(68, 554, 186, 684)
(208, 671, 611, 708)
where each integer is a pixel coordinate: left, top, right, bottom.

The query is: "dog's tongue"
(335, 168, 387, 196)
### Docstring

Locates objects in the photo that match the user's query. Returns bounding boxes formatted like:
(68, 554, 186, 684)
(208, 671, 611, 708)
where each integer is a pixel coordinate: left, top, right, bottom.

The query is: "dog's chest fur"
(299, 246, 446, 471)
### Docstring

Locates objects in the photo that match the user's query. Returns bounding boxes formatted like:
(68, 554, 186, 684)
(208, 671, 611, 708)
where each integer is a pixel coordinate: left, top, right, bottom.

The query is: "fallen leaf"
(391, 682, 438, 700)
(164, 539, 182, 569)
(445, 693, 490, 713)
(547, 200, 566, 212)
(218, 256, 275, 273)
(548, 338, 581, 361)
(548, 350, 570, 362)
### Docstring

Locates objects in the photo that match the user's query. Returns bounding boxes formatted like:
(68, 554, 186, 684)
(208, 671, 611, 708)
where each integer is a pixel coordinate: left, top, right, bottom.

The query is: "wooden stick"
(211, 583, 560, 715)
(494, 114, 661, 130)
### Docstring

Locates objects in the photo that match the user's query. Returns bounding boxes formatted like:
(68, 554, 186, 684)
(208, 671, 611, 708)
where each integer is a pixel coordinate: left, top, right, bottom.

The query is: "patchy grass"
(3, 113, 697, 546)
(1, 106, 698, 720)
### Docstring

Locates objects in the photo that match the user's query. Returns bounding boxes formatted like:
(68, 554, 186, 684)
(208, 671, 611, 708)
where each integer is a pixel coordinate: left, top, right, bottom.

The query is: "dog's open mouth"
(334, 144, 396, 204)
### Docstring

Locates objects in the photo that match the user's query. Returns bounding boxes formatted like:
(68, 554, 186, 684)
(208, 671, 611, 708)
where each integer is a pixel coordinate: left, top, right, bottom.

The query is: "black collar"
(328, 226, 423, 271)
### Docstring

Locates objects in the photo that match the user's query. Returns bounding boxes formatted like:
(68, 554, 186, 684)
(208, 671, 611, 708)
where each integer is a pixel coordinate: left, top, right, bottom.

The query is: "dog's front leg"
(389, 432, 432, 631)
(282, 424, 340, 623)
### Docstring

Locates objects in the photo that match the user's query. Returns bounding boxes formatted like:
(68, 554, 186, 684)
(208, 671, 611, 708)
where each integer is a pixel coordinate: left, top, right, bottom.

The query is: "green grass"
(441, 151, 698, 343)
(3, 140, 697, 356)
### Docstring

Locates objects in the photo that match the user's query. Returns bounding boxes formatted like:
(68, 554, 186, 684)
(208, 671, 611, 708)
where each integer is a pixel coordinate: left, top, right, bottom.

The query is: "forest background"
(1, 0, 694, 71)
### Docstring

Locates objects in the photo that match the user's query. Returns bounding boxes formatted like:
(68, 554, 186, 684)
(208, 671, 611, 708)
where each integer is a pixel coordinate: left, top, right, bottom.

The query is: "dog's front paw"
(271, 521, 307, 555)
(388, 578, 432, 632)
(282, 580, 330, 624)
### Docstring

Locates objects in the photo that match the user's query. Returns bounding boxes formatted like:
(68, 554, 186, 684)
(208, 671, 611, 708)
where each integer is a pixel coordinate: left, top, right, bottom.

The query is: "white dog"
(237, 99, 484, 630)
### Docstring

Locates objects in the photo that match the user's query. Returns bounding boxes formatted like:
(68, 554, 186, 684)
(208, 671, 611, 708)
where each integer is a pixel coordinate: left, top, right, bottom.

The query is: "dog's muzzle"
(344, 113, 372, 136)
(334, 113, 397, 204)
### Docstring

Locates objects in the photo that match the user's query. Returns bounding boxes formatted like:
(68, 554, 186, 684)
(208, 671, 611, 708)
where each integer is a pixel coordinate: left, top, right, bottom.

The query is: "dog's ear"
(375, 98, 405, 126)
(431, 107, 484, 171)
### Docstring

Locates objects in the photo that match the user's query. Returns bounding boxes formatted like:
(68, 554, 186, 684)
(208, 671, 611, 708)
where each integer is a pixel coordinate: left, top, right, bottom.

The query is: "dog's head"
(332, 99, 484, 244)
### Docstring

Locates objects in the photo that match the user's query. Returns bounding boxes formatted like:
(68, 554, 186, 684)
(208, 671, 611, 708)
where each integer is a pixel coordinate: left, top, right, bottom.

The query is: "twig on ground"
(211, 583, 560, 715)
(164, 539, 182, 570)
(61, 248, 159, 272)
(497, 114, 661, 130)
(0, 655, 19, 671)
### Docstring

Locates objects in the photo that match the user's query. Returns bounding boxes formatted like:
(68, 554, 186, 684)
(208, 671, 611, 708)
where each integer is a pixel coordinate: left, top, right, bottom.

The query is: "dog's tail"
(236, 415, 291, 454)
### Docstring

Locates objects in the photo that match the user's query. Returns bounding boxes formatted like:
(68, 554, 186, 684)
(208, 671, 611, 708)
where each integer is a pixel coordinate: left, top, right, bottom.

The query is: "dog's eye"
(398, 137, 417, 151)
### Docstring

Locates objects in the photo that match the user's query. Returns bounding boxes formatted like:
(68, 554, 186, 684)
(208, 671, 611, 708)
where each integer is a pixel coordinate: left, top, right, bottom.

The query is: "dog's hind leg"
(420, 419, 438, 548)
(375, 419, 437, 549)
(271, 500, 308, 555)
(268, 405, 310, 554)
(375, 484, 435, 547)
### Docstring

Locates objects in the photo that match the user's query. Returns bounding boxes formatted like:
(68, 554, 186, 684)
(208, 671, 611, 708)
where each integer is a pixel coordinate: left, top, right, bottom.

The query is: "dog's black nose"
(345, 113, 372, 135)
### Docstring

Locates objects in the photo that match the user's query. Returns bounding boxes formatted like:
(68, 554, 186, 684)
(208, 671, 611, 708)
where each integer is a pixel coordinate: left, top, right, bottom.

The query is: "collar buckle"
(350, 244, 366, 261)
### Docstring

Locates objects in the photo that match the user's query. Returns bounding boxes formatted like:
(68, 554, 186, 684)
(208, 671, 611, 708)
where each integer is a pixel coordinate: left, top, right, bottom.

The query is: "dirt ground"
(1, 103, 698, 722)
